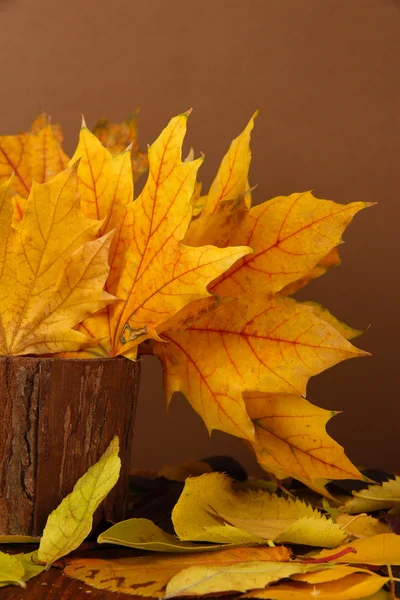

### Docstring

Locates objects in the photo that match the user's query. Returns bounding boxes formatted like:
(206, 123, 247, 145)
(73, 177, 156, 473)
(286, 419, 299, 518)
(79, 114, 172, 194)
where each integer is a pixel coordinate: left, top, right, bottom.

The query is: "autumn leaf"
(243, 573, 389, 600)
(156, 296, 366, 440)
(98, 518, 237, 553)
(335, 514, 391, 538)
(210, 193, 369, 299)
(0, 165, 116, 355)
(244, 393, 365, 492)
(315, 533, 400, 565)
(280, 247, 342, 296)
(202, 112, 257, 215)
(75, 113, 250, 359)
(0, 552, 25, 588)
(172, 473, 347, 547)
(164, 562, 313, 598)
(341, 477, 400, 515)
(92, 113, 148, 180)
(36, 436, 120, 565)
(0, 113, 68, 198)
(64, 546, 292, 597)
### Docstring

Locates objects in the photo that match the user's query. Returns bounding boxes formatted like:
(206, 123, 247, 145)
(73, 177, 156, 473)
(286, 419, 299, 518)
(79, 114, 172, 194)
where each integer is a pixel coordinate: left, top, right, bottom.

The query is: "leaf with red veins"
(211, 192, 369, 298)
(0, 133, 32, 197)
(155, 296, 367, 440)
(245, 392, 364, 490)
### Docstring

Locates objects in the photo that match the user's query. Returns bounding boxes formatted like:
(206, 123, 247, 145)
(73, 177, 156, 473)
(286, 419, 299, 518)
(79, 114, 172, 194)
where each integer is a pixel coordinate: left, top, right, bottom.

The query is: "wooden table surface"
(0, 545, 140, 600)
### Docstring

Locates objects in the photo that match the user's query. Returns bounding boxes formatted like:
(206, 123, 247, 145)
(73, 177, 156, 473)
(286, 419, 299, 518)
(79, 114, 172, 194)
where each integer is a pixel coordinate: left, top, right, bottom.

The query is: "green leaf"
(36, 436, 121, 565)
(98, 518, 237, 553)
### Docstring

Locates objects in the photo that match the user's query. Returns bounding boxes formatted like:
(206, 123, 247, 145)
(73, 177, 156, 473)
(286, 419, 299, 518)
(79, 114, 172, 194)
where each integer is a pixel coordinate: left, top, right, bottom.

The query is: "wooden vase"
(0, 356, 140, 537)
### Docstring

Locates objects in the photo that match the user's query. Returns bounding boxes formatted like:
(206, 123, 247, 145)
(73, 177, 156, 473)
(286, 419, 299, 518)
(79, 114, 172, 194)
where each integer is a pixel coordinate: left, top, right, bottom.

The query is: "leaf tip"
(81, 114, 88, 129)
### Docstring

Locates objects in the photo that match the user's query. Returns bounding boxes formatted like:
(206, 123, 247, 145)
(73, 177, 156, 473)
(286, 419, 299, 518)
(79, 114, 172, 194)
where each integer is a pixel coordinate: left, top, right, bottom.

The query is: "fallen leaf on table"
(341, 477, 400, 514)
(292, 565, 376, 583)
(172, 473, 347, 547)
(98, 518, 235, 553)
(0, 551, 25, 588)
(64, 546, 292, 597)
(315, 533, 400, 565)
(164, 561, 313, 598)
(13, 552, 46, 583)
(335, 514, 391, 538)
(242, 572, 389, 600)
(0, 536, 40, 544)
(36, 436, 121, 565)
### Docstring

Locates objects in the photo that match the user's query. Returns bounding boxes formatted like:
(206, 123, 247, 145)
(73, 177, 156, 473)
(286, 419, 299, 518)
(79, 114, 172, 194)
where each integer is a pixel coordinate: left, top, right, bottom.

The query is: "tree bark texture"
(0, 357, 140, 536)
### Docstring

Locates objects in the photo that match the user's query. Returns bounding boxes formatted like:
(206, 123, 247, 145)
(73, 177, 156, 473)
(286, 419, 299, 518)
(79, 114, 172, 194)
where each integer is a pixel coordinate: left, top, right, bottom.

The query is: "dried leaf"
(341, 477, 400, 514)
(245, 393, 364, 490)
(243, 573, 388, 600)
(64, 546, 292, 597)
(98, 518, 236, 553)
(165, 562, 312, 598)
(315, 533, 400, 565)
(202, 112, 257, 215)
(156, 296, 366, 440)
(36, 436, 120, 565)
(335, 514, 391, 538)
(0, 166, 115, 355)
(172, 473, 346, 547)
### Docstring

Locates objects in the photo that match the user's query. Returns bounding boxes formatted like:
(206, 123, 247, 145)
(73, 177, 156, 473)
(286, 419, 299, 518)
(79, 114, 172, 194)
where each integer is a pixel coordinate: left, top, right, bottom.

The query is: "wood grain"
(0, 357, 140, 536)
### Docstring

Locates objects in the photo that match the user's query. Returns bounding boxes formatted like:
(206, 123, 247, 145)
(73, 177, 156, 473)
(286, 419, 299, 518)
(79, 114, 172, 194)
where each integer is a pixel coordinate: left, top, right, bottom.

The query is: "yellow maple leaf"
(0, 114, 69, 198)
(73, 113, 250, 359)
(245, 393, 364, 490)
(0, 165, 114, 355)
(156, 296, 366, 439)
(210, 192, 368, 299)
(64, 546, 292, 598)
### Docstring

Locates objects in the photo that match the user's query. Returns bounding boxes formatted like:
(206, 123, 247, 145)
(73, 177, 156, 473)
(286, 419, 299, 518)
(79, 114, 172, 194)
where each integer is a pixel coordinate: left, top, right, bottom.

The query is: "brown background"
(0, 0, 399, 473)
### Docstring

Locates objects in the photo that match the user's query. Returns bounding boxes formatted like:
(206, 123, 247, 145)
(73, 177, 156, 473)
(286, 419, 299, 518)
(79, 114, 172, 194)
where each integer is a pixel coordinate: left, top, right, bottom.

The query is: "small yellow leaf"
(0, 535, 39, 544)
(245, 393, 364, 488)
(65, 546, 292, 597)
(172, 473, 346, 547)
(0, 551, 25, 588)
(341, 477, 400, 514)
(243, 573, 388, 600)
(99, 518, 236, 553)
(202, 112, 257, 215)
(315, 533, 400, 565)
(36, 436, 120, 566)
